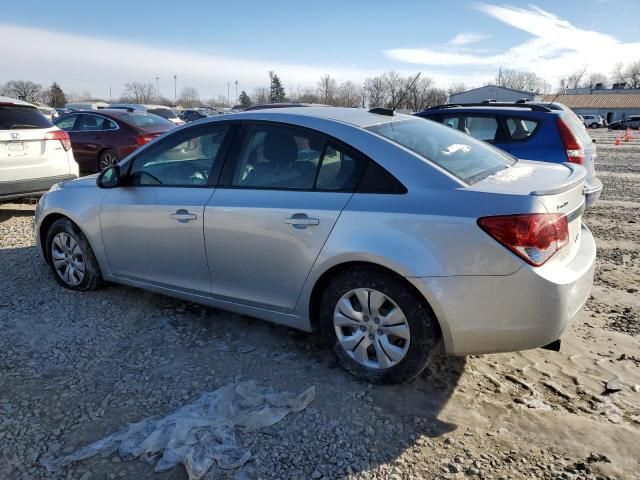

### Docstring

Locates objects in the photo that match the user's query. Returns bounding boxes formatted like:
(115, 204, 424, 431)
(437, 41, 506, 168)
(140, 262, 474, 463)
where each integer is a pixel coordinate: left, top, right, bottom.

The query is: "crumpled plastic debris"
(41, 380, 315, 480)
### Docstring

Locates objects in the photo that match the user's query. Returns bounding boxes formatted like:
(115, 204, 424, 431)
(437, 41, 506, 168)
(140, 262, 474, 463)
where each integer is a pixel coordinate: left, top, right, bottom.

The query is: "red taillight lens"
(556, 118, 584, 165)
(135, 134, 155, 146)
(44, 129, 71, 151)
(478, 213, 569, 266)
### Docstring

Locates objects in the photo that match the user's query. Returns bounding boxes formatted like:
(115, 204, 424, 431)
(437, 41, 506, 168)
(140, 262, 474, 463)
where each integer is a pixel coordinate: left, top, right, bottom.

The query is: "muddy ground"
(0, 128, 638, 479)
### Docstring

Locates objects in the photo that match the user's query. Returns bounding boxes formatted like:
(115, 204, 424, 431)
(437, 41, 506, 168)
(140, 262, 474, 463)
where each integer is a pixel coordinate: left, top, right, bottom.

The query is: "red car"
(53, 109, 175, 172)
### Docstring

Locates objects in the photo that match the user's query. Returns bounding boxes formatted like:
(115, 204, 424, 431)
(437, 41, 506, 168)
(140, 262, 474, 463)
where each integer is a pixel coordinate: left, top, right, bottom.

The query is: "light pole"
(173, 75, 177, 104)
(155, 76, 160, 100)
(234, 80, 238, 105)
(227, 82, 230, 106)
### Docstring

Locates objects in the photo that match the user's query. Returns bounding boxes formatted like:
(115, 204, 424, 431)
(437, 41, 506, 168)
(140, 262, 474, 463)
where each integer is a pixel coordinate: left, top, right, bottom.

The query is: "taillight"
(556, 118, 584, 165)
(478, 213, 569, 266)
(135, 134, 155, 146)
(44, 130, 71, 151)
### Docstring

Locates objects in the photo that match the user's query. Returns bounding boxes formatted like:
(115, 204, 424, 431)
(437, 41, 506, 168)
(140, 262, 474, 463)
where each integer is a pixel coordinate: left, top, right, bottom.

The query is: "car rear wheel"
(98, 149, 119, 171)
(46, 218, 102, 291)
(320, 266, 441, 384)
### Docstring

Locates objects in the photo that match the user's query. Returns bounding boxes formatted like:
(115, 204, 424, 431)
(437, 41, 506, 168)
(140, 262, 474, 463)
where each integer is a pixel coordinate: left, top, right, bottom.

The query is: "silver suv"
(582, 115, 604, 128)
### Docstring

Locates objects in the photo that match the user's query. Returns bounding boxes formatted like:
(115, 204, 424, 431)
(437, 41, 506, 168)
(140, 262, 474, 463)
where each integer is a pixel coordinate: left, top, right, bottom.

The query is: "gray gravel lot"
(1, 128, 638, 480)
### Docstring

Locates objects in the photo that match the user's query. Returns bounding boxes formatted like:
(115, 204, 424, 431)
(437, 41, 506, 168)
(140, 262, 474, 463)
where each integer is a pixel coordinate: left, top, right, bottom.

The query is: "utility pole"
(234, 80, 238, 105)
(227, 82, 230, 106)
(109, 86, 112, 102)
(173, 75, 177, 104)
(156, 76, 160, 100)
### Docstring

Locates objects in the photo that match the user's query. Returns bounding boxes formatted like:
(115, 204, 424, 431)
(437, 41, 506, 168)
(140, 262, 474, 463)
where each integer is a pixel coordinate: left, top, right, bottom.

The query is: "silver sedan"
(34, 107, 596, 383)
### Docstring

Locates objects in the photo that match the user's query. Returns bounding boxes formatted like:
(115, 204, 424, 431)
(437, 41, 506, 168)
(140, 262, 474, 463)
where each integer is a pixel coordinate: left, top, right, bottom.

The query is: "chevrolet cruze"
(35, 107, 596, 383)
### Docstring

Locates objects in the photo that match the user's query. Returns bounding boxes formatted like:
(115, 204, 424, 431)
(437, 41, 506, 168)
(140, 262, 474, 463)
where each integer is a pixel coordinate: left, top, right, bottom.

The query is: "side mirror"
(97, 165, 121, 189)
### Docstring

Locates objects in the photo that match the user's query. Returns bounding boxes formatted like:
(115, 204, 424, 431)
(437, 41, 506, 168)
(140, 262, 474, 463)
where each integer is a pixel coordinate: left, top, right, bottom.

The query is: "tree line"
(3, 60, 640, 112)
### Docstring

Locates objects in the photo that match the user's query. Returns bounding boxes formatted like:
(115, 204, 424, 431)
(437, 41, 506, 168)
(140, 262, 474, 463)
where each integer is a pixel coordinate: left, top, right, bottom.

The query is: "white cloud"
(448, 32, 490, 46)
(384, 4, 640, 84)
(0, 24, 402, 99)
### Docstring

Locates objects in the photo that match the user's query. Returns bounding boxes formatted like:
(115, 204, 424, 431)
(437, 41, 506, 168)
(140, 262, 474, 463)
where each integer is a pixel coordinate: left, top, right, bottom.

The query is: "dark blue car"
(415, 102, 602, 207)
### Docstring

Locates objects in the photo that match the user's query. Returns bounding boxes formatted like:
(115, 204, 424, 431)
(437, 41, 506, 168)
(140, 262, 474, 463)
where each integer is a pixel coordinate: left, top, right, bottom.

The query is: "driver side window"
(128, 125, 230, 186)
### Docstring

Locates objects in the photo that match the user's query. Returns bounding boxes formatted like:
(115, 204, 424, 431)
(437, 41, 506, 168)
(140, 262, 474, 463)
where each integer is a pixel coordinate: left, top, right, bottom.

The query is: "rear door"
(0, 105, 67, 183)
(204, 121, 364, 312)
(70, 114, 106, 168)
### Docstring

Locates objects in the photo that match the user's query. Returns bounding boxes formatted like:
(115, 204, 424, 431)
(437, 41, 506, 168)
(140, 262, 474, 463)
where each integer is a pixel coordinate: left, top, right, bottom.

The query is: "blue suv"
(415, 103, 602, 207)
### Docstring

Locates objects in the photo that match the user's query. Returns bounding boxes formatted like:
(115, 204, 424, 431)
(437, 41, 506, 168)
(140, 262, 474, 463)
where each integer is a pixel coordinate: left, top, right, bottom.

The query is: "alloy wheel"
(333, 288, 411, 369)
(51, 232, 86, 286)
(100, 152, 118, 170)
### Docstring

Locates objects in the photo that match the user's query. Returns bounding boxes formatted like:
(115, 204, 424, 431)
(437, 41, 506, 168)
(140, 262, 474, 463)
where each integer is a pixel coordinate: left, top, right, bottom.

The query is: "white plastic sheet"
(42, 380, 315, 479)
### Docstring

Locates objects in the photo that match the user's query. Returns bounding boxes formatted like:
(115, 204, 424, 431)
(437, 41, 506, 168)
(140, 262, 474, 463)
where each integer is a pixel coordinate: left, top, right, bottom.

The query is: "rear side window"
(367, 119, 515, 185)
(0, 105, 52, 130)
(505, 117, 540, 140)
(122, 113, 174, 127)
(148, 108, 178, 120)
(442, 115, 499, 143)
(316, 144, 363, 191)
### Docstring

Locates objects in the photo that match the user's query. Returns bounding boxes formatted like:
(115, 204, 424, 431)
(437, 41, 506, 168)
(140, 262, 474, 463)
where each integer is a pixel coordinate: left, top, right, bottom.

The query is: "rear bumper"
(0, 174, 78, 202)
(585, 177, 603, 208)
(409, 224, 596, 355)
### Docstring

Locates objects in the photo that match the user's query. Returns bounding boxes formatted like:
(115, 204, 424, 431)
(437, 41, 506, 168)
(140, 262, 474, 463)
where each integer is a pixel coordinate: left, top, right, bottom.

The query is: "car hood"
(59, 174, 99, 189)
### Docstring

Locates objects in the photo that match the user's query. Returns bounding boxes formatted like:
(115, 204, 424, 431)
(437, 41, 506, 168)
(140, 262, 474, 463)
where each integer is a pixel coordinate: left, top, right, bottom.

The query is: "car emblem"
(10, 132, 20, 140)
(557, 200, 568, 209)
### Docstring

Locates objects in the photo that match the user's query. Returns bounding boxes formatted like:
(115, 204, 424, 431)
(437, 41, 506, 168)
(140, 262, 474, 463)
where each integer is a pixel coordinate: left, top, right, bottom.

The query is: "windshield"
(147, 108, 178, 120)
(366, 118, 515, 184)
(0, 105, 52, 130)
(122, 112, 174, 127)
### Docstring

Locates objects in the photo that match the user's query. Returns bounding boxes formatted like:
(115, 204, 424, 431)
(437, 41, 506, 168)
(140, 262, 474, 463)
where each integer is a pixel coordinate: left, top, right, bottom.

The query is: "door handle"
(171, 209, 197, 223)
(285, 213, 319, 228)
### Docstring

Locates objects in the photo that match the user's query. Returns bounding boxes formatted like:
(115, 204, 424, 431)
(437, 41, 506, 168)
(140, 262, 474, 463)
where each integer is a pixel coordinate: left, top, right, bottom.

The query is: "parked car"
(182, 109, 218, 122)
(0, 96, 78, 202)
(53, 109, 175, 172)
(608, 115, 640, 130)
(581, 114, 605, 128)
(35, 107, 596, 383)
(37, 106, 58, 121)
(65, 102, 109, 111)
(415, 103, 602, 207)
(107, 104, 184, 125)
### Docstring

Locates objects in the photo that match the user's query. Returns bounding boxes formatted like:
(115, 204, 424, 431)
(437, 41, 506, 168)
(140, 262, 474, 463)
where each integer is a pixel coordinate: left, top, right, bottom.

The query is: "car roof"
(230, 106, 406, 128)
(0, 96, 37, 108)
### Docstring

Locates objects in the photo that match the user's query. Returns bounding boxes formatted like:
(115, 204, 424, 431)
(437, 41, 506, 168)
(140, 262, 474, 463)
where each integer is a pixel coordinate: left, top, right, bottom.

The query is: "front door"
(204, 122, 364, 312)
(100, 123, 232, 294)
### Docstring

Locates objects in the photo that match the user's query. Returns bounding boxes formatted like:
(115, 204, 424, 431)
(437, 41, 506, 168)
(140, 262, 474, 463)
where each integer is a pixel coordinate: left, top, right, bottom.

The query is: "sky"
(1, 0, 638, 102)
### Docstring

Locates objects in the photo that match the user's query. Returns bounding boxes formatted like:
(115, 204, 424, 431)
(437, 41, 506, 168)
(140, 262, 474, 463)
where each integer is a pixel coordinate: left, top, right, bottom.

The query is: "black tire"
(98, 149, 119, 172)
(319, 266, 441, 384)
(589, 123, 598, 129)
(45, 218, 102, 291)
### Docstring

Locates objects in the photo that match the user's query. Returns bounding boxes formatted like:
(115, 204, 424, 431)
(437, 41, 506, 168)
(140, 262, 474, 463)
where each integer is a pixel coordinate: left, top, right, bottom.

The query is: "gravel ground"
(1, 129, 639, 480)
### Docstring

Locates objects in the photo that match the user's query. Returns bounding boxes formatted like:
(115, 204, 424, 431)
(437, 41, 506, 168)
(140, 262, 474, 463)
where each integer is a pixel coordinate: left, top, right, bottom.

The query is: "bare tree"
(565, 66, 588, 89)
(624, 60, 640, 88)
(403, 76, 442, 112)
(585, 72, 609, 88)
(364, 76, 387, 108)
(296, 87, 319, 104)
(179, 87, 200, 107)
(252, 87, 269, 104)
(2, 80, 43, 102)
(337, 80, 360, 107)
(495, 69, 550, 93)
(122, 82, 155, 103)
(383, 71, 403, 108)
(447, 82, 467, 96)
(317, 75, 338, 105)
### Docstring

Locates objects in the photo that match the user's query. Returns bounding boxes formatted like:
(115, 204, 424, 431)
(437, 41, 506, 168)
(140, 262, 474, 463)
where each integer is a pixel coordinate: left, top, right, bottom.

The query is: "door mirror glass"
(97, 165, 120, 188)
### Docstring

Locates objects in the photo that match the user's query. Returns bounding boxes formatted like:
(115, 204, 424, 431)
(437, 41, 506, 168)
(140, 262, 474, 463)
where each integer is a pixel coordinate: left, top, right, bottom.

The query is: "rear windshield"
(121, 113, 174, 127)
(366, 118, 515, 184)
(147, 108, 178, 120)
(0, 105, 52, 130)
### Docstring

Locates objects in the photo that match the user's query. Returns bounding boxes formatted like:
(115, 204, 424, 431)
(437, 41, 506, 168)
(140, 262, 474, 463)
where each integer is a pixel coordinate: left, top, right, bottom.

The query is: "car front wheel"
(46, 218, 102, 291)
(320, 266, 441, 384)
